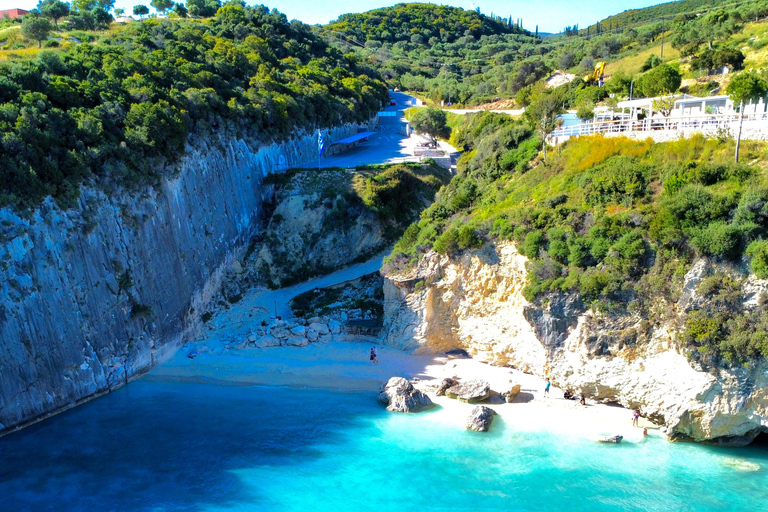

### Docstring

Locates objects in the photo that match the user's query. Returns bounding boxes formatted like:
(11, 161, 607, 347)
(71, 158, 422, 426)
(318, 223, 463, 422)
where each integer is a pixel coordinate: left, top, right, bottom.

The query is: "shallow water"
(1, 380, 767, 511)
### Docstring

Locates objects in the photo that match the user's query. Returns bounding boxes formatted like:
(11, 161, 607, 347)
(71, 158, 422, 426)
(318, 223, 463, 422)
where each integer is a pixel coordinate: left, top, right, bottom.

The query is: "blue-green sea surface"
(1, 380, 767, 512)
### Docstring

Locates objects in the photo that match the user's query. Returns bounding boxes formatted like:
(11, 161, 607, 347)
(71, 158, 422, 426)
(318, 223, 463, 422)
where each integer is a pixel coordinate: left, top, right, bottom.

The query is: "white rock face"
(382, 242, 768, 444)
(0, 122, 370, 434)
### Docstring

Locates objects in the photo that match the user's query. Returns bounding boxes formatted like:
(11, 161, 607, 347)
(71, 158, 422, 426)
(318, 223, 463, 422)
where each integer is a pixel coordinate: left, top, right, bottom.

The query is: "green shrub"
(520, 230, 544, 258)
(433, 227, 459, 255)
(746, 240, 768, 279)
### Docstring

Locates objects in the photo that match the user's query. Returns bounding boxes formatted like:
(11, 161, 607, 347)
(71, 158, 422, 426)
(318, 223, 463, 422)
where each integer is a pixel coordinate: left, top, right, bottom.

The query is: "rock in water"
(500, 384, 521, 403)
(466, 405, 496, 432)
(378, 377, 435, 413)
(445, 379, 491, 403)
(435, 378, 456, 396)
(597, 435, 623, 444)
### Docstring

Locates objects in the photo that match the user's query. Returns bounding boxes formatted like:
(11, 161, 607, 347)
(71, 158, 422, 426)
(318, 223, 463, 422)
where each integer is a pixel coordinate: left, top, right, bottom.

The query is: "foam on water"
(1, 380, 766, 512)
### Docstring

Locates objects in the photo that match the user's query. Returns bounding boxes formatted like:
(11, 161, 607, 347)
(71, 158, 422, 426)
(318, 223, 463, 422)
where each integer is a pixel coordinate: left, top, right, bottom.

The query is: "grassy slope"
(607, 39, 681, 76)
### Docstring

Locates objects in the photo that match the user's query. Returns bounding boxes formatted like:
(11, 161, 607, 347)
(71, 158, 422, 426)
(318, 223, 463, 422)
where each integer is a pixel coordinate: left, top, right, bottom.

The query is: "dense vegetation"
(322, 1, 768, 107)
(387, 111, 768, 365)
(0, 5, 388, 209)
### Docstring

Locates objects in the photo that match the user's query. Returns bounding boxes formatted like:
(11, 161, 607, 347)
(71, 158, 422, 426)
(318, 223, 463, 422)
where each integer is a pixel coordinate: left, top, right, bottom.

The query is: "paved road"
(317, 92, 458, 168)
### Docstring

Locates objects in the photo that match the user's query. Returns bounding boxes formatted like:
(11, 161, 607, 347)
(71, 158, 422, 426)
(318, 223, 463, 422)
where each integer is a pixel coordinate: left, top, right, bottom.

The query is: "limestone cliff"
(0, 124, 366, 434)
(382, 242, 768, 444)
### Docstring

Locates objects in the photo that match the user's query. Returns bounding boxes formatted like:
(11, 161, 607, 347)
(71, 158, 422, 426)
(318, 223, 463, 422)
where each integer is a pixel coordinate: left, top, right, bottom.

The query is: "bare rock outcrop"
(445, 379, 491, 403)
(466, 406, 496, 432)
(377, 377, 435, 413)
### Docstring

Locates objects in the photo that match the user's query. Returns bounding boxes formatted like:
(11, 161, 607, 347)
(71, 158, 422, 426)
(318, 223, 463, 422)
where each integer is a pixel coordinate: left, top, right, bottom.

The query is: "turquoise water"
(1, 380, 767, 511)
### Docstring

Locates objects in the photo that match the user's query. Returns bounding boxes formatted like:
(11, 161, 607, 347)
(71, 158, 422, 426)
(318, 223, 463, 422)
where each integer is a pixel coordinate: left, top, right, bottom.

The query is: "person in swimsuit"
(632, 409, 640, 427)
(370, 347, 378, 364)
(544, 378, 551, 396)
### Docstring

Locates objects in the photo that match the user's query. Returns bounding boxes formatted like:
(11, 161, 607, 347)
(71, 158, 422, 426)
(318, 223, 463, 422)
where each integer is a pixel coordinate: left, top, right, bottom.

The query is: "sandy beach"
(150, 339, 657, 442)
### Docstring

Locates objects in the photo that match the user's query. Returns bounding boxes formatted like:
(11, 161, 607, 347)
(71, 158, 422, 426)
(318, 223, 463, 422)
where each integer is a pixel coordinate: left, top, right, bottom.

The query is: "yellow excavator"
(584, 61, 606, 86)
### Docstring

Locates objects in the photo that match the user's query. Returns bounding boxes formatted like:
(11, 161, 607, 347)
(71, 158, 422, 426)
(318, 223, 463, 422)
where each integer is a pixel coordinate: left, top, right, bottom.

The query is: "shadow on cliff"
(0, 379, 382, 511)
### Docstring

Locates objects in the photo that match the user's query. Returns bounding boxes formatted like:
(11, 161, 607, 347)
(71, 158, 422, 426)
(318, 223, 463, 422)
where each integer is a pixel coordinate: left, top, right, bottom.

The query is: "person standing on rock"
(544, 378, 551, 397)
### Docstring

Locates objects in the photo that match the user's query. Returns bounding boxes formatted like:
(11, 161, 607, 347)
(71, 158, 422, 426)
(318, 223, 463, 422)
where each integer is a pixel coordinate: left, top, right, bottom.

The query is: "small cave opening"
(749, 430, 768, 448)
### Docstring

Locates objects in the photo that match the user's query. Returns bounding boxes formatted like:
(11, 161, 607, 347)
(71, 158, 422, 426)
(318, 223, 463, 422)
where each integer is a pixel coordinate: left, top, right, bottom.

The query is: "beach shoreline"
(150, 339, 658, 441)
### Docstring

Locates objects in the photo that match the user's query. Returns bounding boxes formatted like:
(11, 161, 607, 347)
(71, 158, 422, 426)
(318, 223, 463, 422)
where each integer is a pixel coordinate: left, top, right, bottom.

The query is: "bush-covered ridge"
(0, 5, 389, 209)
(386, 111, 768, 365)
(327, 2, 527, 45)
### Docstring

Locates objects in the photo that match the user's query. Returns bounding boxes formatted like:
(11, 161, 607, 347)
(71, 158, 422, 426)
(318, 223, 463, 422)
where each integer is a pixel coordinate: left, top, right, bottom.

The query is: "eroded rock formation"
(382, 242, 768, 444)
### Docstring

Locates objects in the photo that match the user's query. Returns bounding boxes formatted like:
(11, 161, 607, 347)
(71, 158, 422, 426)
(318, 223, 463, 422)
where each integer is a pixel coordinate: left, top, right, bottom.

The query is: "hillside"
(326, 2, 526, 45)
(321, 0, 768, 109)
(387, 112, 768, 366)
(0, 5, 388, 210)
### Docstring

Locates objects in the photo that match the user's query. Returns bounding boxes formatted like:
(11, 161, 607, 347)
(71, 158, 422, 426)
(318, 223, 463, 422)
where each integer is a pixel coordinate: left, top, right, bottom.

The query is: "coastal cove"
(1, 341, 767, 511)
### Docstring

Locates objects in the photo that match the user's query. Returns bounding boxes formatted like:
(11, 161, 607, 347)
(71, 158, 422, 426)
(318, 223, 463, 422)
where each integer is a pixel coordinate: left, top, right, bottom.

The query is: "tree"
(38, 0, 70, 26)
(640, 54, 662, 72)
(171, 3, 187, 17)
(151, 0, 174, 13)
(186, 0, 221, 17)
(636, 63, 681, 98)
(21, 15, 53, 48)
(72, 0, 114, 11)
(410, 107, 449, 144)
(576, 101, 595, 122)
(727, 71, 768, 106)
(652, 96, 676, 117)
(133, 4, 150, 17)
(524, 84, 564, 159)
(727, 71, 768, 162)
(114, 7, 124, 16)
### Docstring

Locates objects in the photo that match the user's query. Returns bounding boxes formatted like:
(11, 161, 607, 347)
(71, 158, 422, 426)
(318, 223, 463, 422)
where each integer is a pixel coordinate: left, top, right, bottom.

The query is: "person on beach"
(370, 347, 378, 364)
(632, 409, 640, 427)
(579, 395, 586, 406)
(643, 427, 648, 436)
(544, 378, 551, 396)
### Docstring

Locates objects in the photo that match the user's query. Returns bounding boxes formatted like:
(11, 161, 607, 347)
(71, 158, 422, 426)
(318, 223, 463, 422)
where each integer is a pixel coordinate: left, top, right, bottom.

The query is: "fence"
(550, 113, 768, 141)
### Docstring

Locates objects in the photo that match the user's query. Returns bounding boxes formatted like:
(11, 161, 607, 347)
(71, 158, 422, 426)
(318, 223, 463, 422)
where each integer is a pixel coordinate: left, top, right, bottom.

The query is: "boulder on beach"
(271, 326, 290, 339)
(445, 379, 491, 403)
(306, 329, 319, 342)
(597, 435, 623, 444)
(285, 336, 309, 347)
(254, 335, 281, 348)
(377, 377, 435, 413)
(328, 319, 342, 334)
(290, 325, 307, 336)
(309, 322, 330, 335)
(500, 384, 521, 403)
(435, 378, 456, 396)
(466, 405, 496, 432)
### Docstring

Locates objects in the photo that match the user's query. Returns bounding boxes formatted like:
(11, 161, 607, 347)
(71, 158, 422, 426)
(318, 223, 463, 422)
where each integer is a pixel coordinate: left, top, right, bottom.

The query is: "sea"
(1, 379, 767, 511)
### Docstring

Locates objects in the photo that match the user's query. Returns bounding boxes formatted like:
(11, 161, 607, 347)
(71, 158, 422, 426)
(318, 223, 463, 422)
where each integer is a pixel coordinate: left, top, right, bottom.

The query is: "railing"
(551, 113, 768, 139)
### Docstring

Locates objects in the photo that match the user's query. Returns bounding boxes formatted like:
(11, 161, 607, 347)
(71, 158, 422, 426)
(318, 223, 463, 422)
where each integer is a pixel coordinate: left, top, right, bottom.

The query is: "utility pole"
(735, 100, 744, 163)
